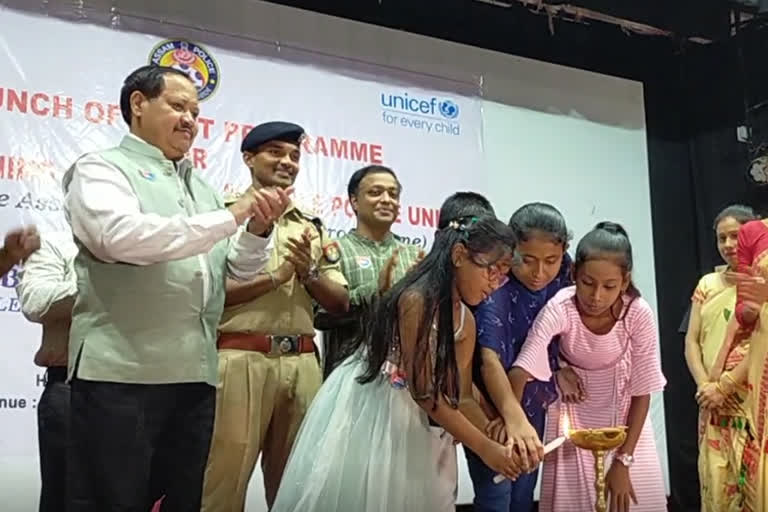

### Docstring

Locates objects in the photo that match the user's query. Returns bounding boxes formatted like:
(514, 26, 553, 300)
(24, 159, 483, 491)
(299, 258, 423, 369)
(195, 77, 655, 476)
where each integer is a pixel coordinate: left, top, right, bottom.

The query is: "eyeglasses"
(471, 255, 510, 286)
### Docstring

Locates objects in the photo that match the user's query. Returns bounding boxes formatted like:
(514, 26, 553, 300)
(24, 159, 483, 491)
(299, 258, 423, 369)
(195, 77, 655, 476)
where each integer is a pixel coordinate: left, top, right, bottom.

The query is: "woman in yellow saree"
(685, 205, 757, 511)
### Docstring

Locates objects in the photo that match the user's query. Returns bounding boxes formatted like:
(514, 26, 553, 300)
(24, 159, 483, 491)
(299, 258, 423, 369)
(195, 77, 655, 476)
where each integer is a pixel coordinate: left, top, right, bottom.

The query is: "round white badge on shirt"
(357, 256, 372, 269)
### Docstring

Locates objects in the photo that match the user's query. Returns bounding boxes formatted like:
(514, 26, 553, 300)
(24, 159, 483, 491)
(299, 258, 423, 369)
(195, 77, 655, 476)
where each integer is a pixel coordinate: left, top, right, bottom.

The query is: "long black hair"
(352, 215, 516, 407)
(574, 221, 639, 319)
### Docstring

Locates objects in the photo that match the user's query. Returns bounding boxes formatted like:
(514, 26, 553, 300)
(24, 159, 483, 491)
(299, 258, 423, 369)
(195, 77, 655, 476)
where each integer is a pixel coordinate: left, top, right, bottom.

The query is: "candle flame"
(562, 411, 571, 438)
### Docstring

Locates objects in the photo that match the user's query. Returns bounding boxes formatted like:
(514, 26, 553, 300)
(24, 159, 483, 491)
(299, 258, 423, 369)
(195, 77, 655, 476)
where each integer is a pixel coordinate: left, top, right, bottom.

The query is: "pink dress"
(514, 287, 667, 511)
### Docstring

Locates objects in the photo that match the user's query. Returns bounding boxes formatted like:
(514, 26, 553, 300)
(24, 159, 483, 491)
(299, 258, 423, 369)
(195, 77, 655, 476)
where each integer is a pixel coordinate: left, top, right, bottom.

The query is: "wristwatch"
(615, 453, 634, 468)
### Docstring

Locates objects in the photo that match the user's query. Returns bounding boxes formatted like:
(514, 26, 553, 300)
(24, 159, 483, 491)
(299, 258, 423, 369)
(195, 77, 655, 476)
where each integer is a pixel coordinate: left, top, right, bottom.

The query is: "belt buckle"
(270, 335, 299, 355)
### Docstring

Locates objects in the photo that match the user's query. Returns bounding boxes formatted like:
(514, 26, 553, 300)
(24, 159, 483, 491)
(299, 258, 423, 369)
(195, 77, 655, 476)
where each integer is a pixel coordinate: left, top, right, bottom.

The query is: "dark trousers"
(67, 378, 215, 512)
(465, 408, 547, 512)
(38, 367, 69, 512)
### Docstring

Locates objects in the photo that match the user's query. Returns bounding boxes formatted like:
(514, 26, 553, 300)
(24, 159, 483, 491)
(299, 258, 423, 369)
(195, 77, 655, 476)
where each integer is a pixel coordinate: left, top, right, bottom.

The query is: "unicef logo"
(439, 100, 459, 119)
(379, 92, 462, 135)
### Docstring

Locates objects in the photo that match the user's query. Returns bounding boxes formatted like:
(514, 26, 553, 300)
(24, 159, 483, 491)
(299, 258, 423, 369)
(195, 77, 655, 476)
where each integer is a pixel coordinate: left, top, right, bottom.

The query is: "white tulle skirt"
(271, 354, 457, 512)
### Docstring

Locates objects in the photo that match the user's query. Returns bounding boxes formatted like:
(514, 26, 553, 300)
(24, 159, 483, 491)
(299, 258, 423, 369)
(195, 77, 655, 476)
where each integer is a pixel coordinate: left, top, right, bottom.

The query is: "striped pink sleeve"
(514, 299, 568, 382)
(628, 299, 667, 396)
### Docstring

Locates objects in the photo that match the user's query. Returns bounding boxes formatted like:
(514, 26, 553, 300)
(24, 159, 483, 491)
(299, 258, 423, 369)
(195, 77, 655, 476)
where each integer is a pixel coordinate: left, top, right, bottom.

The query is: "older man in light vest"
(63, 64, 290, 512)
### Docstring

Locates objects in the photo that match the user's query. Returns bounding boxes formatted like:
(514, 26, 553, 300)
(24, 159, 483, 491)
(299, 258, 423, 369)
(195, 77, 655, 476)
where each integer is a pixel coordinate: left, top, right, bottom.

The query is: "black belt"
(46, 367, 67, 383)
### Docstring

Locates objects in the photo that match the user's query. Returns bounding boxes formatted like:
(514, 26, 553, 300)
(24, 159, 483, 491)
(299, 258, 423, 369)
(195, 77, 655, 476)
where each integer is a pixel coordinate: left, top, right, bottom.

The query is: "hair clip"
(449, 216, 478, 231)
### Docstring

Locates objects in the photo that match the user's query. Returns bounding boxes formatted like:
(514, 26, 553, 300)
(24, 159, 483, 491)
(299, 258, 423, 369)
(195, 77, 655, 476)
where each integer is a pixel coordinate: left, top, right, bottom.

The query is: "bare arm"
(397, 292, 521, 480)
(619, 394, 650, 456)
(456, 315, 492, 431)
(284, 230, 349, 315)
(419, 385, 523, 482)
(306, 276, 349, 315)
(224, 276, 278, 307)
(315, 251, 403, 329)
(223, 259, 297, 307)
(721, 357, 749, 391)
(508, 366, 531, 402)
(683, 301, 708, 387)
(474, 383, 498, 419)
(481, 348, 530, 427)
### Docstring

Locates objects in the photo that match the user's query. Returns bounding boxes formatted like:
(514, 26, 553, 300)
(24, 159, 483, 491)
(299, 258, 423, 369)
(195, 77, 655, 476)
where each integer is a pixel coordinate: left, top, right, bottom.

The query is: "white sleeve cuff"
(226, 227, 274, 281)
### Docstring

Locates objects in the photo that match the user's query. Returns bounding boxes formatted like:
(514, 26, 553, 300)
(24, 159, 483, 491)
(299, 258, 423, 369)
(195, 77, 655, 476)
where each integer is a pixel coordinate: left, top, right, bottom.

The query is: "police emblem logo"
(323, 241, 341, 264)
(149, 39, 220, 101)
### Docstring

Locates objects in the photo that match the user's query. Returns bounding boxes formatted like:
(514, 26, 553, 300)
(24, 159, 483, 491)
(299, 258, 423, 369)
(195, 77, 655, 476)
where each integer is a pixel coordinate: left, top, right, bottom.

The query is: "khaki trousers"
(201, 349, 322, 511)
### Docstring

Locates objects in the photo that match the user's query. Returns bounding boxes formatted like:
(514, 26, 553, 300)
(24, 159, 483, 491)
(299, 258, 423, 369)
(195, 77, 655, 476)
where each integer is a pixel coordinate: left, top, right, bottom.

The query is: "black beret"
(240, 121, 305, 153)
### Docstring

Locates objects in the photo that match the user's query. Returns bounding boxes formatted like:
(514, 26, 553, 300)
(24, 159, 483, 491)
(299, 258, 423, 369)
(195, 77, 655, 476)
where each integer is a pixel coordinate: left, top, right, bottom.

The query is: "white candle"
(492, 435, 567, 484)
(543, 435, 567, 454)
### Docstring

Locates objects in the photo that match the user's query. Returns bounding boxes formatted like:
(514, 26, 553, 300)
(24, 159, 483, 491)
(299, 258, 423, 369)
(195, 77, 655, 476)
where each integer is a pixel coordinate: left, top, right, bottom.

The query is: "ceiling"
(263, 0, 754, 46)
(514, 0, 746, 40)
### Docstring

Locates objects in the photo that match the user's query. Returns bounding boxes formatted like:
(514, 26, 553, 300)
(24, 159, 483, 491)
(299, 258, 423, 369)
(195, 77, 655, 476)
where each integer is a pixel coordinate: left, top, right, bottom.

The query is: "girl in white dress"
(272, 215, 543, 511)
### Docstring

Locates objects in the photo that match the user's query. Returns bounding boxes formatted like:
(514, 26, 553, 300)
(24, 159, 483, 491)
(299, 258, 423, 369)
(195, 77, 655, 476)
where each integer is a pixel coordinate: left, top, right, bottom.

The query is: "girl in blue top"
(467, 203, 574, 512)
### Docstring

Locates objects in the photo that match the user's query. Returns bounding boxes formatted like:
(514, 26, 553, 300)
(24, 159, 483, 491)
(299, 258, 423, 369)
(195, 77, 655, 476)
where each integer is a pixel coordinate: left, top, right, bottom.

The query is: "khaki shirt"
(218, 201, 347, 336)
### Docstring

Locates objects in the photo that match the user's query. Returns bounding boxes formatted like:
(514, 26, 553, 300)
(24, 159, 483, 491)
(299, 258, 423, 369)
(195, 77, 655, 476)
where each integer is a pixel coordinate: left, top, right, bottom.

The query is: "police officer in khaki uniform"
(202, 122, 349, 511)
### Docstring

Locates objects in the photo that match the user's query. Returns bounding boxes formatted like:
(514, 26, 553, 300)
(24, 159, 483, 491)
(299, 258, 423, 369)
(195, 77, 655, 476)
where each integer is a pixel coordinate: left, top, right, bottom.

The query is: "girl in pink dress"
(510, 222, 667, 512)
